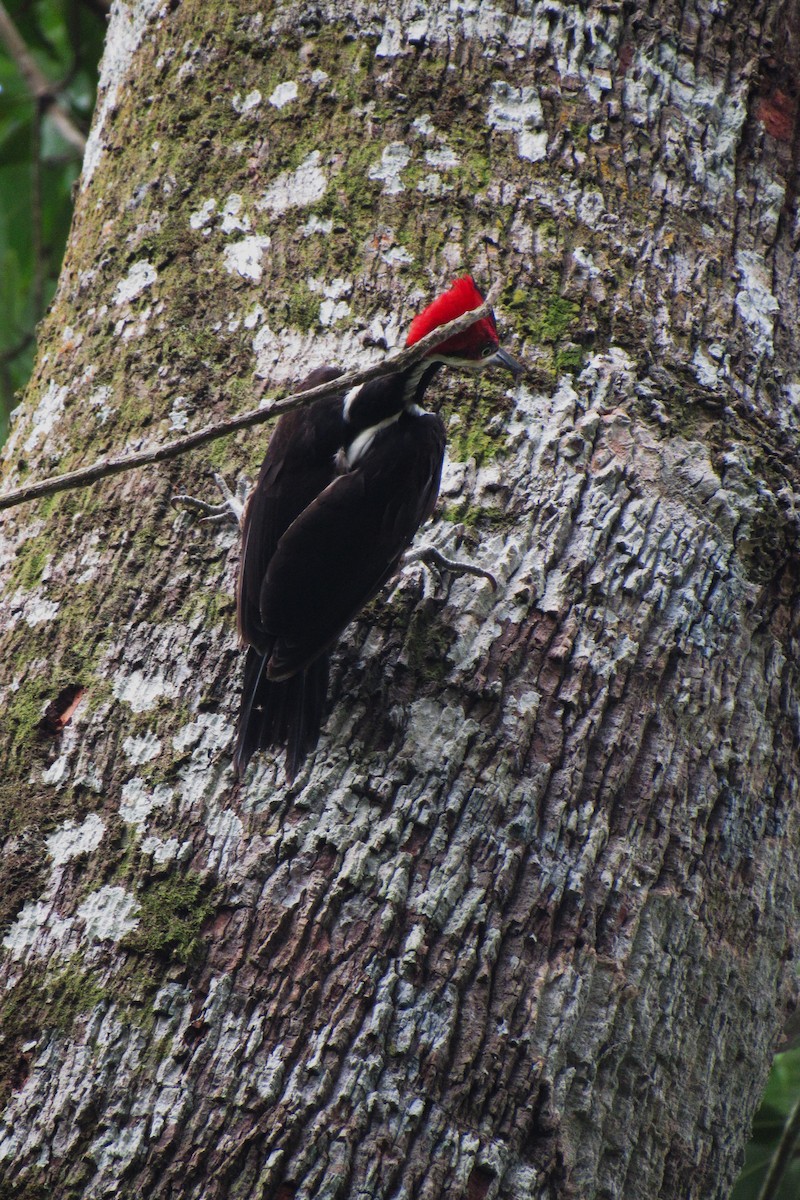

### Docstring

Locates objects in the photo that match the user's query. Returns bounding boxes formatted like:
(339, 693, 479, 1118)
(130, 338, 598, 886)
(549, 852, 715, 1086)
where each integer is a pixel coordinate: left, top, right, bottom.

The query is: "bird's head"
(406, 276, 522, 376)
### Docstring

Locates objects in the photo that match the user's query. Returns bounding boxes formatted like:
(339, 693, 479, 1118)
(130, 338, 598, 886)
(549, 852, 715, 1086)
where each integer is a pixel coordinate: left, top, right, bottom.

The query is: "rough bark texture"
(1, 0, 799, 1197)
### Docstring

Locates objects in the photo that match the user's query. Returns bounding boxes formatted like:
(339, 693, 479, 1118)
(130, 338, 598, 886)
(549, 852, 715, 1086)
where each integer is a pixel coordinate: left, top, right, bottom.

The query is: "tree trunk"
(1, 0, 798, 1197)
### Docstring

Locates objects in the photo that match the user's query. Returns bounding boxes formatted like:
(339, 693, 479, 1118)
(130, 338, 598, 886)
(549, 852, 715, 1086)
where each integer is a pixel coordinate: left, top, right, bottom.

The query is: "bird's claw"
(403, 545, 498, 591)
(171, 472, 249, 528)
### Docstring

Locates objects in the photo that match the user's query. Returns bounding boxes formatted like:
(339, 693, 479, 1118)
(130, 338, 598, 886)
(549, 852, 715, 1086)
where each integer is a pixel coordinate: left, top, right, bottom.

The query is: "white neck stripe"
(345, 411, 401, 468)
(343, 385, 362, 420)
(402, 357, 436, 405)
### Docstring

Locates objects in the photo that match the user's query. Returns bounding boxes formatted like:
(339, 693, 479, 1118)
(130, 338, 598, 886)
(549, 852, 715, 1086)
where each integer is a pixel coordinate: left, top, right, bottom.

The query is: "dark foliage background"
(0, 2, 796, 1195)
(0, 0, 105, 442)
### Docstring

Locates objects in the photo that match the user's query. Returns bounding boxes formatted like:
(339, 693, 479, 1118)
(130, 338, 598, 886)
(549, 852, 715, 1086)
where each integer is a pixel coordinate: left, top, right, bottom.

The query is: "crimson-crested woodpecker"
(233, 276, 521, 781)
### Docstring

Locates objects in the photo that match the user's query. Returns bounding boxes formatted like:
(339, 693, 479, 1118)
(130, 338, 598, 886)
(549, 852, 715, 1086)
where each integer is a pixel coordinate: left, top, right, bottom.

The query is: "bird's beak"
(492, 346, 524, 378)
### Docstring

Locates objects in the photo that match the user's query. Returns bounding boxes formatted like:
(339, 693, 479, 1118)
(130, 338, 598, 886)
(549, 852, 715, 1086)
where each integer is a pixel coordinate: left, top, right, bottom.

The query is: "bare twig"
(0, 0, 87, 153)
(0, 291, 509, 513)
(31, 92, 44, 319)
(756, 1092, 800, 1200)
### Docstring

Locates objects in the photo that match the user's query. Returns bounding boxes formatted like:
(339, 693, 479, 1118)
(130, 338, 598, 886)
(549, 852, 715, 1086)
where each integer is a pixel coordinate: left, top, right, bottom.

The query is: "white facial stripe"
(343, 385, 362, 420)
(346, 411, 401, 468)
(401, 355, 444, 405)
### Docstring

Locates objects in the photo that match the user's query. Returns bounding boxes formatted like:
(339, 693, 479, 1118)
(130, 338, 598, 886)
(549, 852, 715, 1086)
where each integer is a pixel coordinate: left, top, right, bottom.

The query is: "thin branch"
(0, 0, 87, 153)
(31, 94, 44, 319)
(756, 1092, 800, 1200)
(0, 292, 509, 513)
(0, 330, 34, 366)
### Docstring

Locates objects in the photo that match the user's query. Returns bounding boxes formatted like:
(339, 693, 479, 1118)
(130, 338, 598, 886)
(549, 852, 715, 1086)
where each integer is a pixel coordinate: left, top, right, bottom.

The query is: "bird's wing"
(260, 412, 446, 680)
(236, 368, 344, 648)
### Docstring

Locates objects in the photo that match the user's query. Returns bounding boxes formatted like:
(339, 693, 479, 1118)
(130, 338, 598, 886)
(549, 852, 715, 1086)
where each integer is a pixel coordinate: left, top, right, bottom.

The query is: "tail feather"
(233, 647, 329, 781)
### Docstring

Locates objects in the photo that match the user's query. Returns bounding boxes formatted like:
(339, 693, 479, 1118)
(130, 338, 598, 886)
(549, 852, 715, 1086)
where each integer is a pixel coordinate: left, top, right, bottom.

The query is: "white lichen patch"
(89, 384, 114, 424)
(375, 18, 403, 58)
(82, 0, 163, 186)
(243, 303, 265, 329)
(60, 324, 83, 352)
(269, 80, 298, 108)
(368, 143, 412, 194)
(307, 276, 353, 299)
(169, 395, 190, 431)
(412, 115, 435, 137)
(488, 82, 547, 162)
(205, 808, 244, 874)
(47, 814, 106, 868)
(417, 174, 452, 197)
(2, 900, 74, 960)
(77, 886, 140, 942)
(232, 88, 262, 114)
(75, 547, 103, 584)
(24, 595, 61, 627)
(219, 193, 251, 234)
(693, 345, 724, 390)
(116, 305, 153, 342)
(303, 214, 333, 235)
(189, 198, 217, 230)
(623, 45, 748, 199)
(222, 235, 271, 283)
(424, 146, 460, 170)
(306, 276, 353, 325)
(170, 714, 235, 830)
(122, 732, 163, 765)
(119, 777, 173, 828)
(19, 381, 68, 454)
(41, 755, 71, 786)
(382, 245, 414, 266)
(113, 260, 157, 306)
(172, 712, 231, 756)
(252, 322, 380, 383)
(112, 668, 179, 714)
(319, 299, 351, 326)
(140, 835, 184, 864)
(258, 152, 328, 215)
(735, 250, 779, 358)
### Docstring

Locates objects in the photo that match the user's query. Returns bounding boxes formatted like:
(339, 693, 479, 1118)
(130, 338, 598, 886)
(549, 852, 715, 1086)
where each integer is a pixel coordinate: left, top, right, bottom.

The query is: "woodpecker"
(233, 276, 521, 781)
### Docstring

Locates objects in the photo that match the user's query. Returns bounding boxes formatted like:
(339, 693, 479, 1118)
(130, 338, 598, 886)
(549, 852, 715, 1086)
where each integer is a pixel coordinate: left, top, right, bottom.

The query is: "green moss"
(570, 120, 590, 146)
(554, 345, 585, 374)
(13, 544, 50, 590)
(502, 281, 582, 378)
(538, 295, 580, 342)
(48, 966, 108, 1030)
(123, 871, 218, 964)
(0, 1182, 49, 1200)
(0, 964, 107, 1109)
(281, 281, 324, 333)
(442, 501, 509, 529)
(449, 418, 495, 464)
(178, 576, 235, 628)
(404, 607, 456, 682)
(0, 624, 106, 831)
(3, 677, 47, 759)
(439, 375, 514, 465)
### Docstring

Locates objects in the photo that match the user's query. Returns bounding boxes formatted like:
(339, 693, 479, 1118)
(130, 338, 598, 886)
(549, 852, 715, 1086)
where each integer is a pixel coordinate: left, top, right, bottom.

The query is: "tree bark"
(1, 0, 798, 1197)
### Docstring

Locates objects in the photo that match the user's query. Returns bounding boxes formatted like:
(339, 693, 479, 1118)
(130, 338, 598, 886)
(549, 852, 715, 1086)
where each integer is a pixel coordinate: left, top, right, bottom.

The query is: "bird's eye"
(481, 345, 495, 358)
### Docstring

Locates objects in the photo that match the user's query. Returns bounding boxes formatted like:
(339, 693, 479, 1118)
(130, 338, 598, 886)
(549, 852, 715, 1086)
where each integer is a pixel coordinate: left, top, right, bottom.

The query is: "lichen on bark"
(0, 0, 799, 1197)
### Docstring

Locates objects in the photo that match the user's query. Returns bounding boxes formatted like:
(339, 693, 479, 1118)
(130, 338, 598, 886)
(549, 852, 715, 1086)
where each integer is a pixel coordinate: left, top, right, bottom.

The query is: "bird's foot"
(171, 472, 249, 528)
(403, 545, 497, 591)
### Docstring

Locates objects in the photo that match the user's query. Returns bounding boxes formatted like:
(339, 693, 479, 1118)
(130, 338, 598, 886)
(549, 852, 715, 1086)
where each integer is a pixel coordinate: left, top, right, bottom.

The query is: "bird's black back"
(261, 408, 446, 680)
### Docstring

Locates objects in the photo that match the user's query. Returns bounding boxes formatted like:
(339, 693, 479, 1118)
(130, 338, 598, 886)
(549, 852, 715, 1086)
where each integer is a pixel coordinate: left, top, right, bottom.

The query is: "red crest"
(406, 276, 498, 356)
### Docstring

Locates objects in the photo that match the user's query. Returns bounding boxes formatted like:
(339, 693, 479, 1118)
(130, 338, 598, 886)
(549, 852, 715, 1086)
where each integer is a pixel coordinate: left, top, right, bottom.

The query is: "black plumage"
(233, 366, 445, 781)
(233, 367, 345, 780)
(232, 276, 521, 781)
